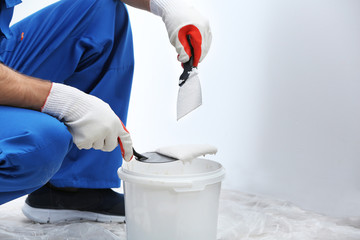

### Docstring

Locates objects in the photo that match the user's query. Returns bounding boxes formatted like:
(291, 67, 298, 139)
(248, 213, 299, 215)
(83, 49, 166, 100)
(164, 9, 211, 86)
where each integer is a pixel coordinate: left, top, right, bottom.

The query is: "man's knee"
(0, 109, 73, 190)
(18, 113, 73, 177)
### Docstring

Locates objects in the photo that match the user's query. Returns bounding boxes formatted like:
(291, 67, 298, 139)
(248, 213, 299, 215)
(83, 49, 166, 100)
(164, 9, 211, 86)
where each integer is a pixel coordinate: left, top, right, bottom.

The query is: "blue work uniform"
(0, 0, 134, 205)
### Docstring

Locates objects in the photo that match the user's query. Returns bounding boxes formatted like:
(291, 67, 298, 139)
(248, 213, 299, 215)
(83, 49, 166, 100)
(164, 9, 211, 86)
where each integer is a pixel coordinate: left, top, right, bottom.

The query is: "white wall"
(12, 0, 360, 218)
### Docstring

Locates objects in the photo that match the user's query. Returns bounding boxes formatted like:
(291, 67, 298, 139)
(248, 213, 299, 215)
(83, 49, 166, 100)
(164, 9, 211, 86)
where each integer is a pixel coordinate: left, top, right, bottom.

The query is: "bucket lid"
(118, 155, 225, 192)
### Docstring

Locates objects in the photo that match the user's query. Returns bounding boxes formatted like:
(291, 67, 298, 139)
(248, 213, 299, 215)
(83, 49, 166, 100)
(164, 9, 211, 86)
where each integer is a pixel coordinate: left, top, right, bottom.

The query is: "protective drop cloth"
(155, 144, 218, 161)
(0, 189, 360, 240)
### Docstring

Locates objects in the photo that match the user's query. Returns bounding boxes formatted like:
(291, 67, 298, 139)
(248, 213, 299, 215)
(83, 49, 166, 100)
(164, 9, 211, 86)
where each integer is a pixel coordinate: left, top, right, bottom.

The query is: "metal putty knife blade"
(133, 148, 178, 163)
(177, 69, 202, 120)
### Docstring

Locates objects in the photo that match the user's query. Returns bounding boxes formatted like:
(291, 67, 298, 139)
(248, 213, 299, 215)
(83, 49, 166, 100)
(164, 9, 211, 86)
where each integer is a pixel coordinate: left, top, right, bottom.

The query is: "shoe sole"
(22, 203, 126, 224)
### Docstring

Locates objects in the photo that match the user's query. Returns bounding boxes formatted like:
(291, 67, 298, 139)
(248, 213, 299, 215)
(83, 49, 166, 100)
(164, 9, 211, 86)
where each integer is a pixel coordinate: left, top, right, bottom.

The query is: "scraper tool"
(132, 144, 217, 163)
(177, 36, 202, 120)
(133, 148, 177, 163)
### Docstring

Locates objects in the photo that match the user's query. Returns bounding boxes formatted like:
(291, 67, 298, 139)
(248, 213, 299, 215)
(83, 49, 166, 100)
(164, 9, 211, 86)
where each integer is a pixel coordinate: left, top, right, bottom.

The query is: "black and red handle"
(179, 35, 196, 87)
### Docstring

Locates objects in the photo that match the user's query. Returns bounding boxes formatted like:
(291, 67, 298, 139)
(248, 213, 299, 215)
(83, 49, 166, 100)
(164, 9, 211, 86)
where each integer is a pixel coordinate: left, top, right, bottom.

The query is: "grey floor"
(0, 189, 360, 240)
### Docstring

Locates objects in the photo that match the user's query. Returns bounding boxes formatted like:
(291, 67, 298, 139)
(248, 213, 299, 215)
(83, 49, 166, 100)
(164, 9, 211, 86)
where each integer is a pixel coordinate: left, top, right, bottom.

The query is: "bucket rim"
(120, 158, 223, 178)
(117, 159, 226, 191)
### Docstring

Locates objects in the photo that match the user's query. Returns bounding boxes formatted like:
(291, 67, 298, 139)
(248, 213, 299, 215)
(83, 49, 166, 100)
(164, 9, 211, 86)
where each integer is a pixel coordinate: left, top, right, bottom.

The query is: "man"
(0, 0, 211, 223)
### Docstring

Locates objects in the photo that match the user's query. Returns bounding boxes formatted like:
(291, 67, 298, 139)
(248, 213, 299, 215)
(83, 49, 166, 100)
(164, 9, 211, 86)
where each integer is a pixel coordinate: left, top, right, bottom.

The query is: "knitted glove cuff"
(41, 82, 90, 122)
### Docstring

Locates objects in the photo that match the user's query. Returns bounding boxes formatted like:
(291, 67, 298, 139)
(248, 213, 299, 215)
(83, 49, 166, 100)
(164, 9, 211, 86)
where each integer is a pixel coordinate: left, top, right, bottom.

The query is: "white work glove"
(150, 0, 212, 67)
(41, 83, 133, 162)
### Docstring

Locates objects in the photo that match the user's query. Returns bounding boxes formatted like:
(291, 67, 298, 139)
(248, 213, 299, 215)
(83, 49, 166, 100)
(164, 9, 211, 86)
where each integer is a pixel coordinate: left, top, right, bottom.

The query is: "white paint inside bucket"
(118, 157, 225, 240)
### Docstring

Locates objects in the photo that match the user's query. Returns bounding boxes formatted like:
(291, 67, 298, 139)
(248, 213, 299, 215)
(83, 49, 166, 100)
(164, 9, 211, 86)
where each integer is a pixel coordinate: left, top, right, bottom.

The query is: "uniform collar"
(4, 0, 21, 8)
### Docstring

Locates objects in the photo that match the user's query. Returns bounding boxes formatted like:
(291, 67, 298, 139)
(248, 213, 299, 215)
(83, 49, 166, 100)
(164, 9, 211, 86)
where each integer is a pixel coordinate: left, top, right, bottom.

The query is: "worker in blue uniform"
(0, 0, 212, 223)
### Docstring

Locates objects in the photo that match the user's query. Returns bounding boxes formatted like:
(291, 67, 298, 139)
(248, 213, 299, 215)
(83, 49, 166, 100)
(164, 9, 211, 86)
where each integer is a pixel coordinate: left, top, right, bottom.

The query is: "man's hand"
(0, 65, 132, 160)
(42, 83, 133, 161)
(150, 0, 212, 67)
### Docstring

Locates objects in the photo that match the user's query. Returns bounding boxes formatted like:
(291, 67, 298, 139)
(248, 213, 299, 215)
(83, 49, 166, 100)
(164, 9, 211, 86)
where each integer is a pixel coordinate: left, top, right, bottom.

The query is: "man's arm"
(0, 64, 51, 111)
(121, 0, 150, 11)
(0, 64, 133, 161)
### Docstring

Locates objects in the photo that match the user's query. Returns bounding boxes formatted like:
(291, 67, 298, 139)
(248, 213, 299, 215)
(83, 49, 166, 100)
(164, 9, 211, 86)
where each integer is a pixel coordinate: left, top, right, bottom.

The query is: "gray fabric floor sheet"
(0, 189, 359, 240)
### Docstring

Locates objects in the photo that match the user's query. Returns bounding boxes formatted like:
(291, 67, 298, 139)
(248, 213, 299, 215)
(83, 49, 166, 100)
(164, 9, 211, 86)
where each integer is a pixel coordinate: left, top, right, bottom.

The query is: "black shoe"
(22, 183, 125, 223)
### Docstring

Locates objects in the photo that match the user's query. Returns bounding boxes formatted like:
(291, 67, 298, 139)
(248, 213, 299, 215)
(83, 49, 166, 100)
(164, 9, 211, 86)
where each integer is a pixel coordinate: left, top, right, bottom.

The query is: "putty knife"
(176, 36, 202, 121)
(133, 148, 177, 163)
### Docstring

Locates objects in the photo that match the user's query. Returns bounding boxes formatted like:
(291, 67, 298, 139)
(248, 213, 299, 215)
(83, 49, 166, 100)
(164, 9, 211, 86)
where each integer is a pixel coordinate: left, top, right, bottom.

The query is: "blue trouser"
(0, 0, 134, 205)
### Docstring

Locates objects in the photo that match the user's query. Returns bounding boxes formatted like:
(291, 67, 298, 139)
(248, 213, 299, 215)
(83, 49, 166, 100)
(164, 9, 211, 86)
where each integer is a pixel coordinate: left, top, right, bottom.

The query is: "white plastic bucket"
(118, 156, 225, 240)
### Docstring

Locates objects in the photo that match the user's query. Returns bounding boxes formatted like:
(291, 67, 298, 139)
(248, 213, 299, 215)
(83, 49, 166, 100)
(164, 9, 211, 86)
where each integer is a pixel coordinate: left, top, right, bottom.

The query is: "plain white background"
(11, 0, 360, 218)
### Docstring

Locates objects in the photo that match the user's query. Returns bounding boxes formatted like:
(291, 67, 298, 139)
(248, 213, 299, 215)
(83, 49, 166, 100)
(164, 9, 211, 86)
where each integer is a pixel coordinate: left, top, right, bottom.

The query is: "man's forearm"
(0, 64, 52, 111)
(121, 0, 150, 11)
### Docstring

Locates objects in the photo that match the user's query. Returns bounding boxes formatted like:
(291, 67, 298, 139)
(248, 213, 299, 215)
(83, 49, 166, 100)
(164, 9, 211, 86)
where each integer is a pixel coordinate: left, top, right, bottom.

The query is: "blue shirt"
(0, 0, 22, 38)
